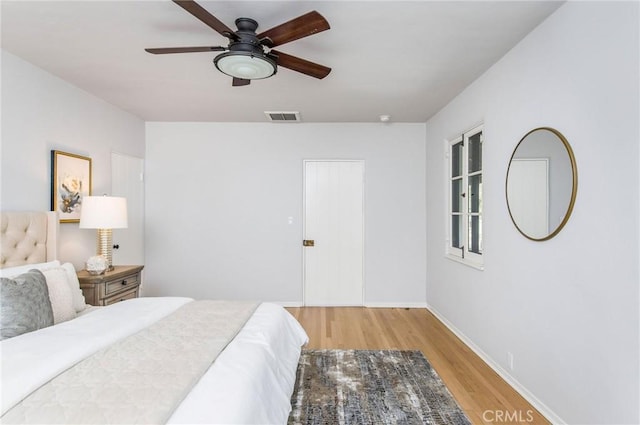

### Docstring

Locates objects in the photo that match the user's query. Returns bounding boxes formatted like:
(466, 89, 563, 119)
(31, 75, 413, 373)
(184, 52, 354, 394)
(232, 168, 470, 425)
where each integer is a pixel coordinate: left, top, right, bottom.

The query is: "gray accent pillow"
(0, 269, 54, 340)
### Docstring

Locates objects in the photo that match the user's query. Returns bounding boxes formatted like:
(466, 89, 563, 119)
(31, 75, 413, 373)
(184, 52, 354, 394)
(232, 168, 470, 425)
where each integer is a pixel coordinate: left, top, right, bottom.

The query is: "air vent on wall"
(265, 111, 301, 122)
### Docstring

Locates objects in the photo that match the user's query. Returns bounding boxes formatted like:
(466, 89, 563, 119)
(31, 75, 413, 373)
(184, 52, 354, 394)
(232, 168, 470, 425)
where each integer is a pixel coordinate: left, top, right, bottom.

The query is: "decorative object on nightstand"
(77, 265, 144, 306)
(85, 255, 108, 275)
(79, 195, 127, 271)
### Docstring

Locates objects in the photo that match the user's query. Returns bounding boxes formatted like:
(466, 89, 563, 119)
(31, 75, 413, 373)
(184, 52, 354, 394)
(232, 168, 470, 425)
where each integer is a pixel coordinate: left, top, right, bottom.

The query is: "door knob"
(303, 240, 315, 247)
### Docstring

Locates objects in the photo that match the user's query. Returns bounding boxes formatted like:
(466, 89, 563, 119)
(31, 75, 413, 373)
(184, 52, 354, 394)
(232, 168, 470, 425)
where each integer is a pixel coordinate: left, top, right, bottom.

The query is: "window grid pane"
(451, 179, 462, 212)
(451, 142, 463, 178)
(452, 215, 463, 248)
(468, 215, 482, 254)
(468, 174, 482, 213)
(468, 132, 482, 173)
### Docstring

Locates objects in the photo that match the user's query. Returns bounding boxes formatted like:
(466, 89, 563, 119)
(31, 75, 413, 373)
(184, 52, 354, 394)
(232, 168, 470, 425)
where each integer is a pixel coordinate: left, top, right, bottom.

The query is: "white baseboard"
(274, 301, 429, 308)
(426, 304, 566, 425)
(273, 301, 303, 307)
(365, 302, 429, 308)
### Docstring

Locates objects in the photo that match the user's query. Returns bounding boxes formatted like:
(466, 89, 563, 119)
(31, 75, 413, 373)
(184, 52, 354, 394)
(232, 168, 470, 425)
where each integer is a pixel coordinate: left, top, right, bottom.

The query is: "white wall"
(145, 122, 426, 306)
(1, 50, 145, 269)
(425, 2, 639, 424)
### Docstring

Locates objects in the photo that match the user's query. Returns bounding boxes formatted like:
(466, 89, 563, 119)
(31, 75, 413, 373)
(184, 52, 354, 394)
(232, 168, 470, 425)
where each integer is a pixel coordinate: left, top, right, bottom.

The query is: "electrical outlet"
(507, 352, 514, 371)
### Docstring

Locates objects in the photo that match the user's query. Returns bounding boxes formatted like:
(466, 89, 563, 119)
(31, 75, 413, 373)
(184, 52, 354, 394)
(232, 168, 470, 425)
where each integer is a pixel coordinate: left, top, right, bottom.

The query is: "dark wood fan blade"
(257, 11, 329, 47)
(145, 46, 226, 54)
(271, 50, 331, 79)
(173, 0, 235, 38)
(232, 77, 251, 86)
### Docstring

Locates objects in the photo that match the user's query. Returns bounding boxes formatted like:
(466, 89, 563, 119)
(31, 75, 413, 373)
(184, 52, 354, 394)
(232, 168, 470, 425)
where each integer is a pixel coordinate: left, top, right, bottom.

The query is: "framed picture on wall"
(51, 150, 92, 223)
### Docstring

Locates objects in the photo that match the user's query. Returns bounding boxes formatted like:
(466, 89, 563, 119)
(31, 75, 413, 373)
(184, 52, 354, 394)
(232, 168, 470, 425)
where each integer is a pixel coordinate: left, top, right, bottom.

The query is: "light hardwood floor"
(286, 307, 549, 425)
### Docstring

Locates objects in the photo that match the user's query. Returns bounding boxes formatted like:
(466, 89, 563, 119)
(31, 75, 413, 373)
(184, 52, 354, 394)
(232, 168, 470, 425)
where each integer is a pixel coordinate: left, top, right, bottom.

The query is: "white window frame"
(446, 124, 484, 270)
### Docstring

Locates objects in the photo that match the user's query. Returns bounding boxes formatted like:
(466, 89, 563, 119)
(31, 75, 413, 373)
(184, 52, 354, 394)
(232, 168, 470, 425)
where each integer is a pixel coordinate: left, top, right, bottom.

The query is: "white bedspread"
(0, 298, 308, 424)
(169, 302, 308, 424)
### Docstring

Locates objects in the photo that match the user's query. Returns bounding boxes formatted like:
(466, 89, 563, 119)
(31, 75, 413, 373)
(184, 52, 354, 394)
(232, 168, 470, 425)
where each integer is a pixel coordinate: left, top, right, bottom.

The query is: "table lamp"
(79, 195, 128, 271)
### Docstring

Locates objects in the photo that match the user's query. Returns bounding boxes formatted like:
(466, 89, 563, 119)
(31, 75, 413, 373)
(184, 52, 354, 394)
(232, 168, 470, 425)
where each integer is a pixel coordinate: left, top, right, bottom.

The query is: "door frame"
(111, 151, 145, 267)
(302, 159, 365, 306)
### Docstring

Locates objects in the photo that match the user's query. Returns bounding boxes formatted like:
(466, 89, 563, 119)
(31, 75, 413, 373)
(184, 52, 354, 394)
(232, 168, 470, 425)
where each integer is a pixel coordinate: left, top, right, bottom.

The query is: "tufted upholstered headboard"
(0, 212, 58, 269)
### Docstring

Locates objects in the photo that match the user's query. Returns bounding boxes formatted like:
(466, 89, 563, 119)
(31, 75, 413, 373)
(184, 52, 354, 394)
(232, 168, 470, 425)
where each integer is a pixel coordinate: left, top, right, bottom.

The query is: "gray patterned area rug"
(288, 349, 471, 425)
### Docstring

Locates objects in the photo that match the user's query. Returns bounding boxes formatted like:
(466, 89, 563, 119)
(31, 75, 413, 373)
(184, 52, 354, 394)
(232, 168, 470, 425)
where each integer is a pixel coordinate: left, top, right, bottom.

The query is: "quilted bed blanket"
(1, 300, 259, 424)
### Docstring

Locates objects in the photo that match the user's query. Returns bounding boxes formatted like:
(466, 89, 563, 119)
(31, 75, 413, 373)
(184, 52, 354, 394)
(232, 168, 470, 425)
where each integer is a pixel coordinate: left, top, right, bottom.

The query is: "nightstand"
(77, 265, 144, 306)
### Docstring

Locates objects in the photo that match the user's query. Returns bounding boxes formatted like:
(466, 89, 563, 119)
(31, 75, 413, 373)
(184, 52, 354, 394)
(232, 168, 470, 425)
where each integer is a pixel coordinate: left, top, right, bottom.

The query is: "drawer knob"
(121, 280, 128, 285)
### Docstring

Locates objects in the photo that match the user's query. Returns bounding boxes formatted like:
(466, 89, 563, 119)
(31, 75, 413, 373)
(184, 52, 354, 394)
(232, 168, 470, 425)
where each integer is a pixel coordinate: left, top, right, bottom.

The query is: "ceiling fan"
(146, 0, 331, 86)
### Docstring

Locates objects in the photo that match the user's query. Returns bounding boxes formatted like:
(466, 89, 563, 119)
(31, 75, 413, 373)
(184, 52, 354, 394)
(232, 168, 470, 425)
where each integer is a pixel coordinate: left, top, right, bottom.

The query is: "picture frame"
(51, 150, 92, 223)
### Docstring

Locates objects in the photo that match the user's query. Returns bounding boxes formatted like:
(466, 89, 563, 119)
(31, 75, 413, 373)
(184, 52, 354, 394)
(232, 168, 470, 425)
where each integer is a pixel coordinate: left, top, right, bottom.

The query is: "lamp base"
(96, 228, 114, 270)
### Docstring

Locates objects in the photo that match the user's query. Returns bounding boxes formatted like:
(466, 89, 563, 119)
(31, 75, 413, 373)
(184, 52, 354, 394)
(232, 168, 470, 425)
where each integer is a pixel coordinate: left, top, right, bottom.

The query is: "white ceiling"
(1, 1, 562, 123)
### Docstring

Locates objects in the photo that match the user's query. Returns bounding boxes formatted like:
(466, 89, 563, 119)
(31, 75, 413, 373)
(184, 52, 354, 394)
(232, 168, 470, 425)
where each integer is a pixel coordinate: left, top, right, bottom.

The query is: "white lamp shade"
(79, 196, 128, 229)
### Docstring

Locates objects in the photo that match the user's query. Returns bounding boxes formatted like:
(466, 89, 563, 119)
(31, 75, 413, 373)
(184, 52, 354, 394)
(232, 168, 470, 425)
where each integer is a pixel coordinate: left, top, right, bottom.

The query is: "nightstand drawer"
(78, 265, 144, 306)
(104, 288, 139, 305)
(105, 274, 139, 296)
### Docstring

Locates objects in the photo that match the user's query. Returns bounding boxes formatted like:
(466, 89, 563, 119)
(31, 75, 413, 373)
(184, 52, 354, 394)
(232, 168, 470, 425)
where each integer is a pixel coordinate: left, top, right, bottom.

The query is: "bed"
(0, 211, 308, 424)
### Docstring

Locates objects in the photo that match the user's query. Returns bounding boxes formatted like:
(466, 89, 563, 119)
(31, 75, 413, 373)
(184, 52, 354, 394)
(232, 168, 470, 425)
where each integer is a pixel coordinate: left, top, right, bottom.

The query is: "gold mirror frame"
(506, 127, 578, 241)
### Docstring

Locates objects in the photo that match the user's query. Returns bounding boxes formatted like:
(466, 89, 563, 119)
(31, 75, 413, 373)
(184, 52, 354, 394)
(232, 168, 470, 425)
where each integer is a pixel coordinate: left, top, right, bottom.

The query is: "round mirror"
(506, 127, 577, 241)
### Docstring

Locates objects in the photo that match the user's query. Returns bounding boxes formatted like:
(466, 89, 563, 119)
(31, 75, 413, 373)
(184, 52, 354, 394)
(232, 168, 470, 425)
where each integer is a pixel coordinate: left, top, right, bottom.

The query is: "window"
(447, 124, 483, 269)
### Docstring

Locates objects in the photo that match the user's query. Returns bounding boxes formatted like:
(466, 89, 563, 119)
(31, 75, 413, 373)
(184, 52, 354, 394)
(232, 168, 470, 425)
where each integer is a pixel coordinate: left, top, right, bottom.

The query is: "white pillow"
(0, 261, 89, 313)
(0, 261, 61, 278)
(41, 268, 76, 324)
(59, 263, 88, 313)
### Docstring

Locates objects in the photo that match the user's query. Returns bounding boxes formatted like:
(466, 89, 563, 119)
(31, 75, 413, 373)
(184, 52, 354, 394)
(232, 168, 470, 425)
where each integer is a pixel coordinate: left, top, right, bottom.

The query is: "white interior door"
(507, 158, 549, 237)
(111, 152, 144, 266)
(304, 160, 364, 306)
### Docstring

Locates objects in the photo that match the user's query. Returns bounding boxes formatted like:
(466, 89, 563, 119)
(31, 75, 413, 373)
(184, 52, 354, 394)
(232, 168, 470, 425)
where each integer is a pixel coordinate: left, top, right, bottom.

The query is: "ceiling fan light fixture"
(214, 51, 276, 80)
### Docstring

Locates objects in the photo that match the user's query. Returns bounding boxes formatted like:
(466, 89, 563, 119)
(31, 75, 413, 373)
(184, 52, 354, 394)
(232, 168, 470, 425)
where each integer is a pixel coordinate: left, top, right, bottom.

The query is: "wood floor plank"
(287, 307, 549, 425)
